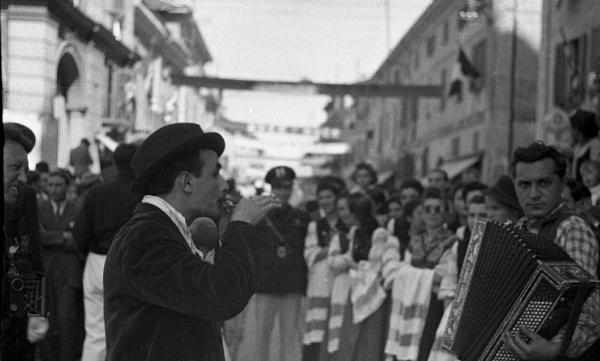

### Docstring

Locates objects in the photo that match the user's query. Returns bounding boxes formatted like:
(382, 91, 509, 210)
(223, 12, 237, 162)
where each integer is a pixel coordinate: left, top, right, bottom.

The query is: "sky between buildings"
(192, 0, 434, 127)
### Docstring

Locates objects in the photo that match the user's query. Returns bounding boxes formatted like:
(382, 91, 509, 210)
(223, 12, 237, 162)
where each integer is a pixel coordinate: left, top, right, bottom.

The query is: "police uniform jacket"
(104, 203, 274, 361)
(255, 204, 310, 294)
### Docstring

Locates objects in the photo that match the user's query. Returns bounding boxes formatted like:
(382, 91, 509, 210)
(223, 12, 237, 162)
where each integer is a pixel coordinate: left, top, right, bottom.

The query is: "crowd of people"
(1, 112, 599, 361)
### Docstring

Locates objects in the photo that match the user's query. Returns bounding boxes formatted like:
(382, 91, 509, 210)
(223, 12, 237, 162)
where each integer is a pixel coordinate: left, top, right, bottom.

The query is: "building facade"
(344, 0, 542, 184)
(133, 0, 214, 136)
(2, 0, 214, 170)
(2, 0, 139, 169)
(536, 0, 600, 143)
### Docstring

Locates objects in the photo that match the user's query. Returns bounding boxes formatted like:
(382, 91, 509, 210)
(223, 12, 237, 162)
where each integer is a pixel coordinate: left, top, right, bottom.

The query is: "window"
(451, 137, 460, 157)
(443, 21, 449, 44)
(440, 69, 447, 111)
(410, 98, 418, 140)
(473, 131, 480, 152)
(421, 147, 429, 177)
(427, 35, 436, 57)
(110, 0, 124, 40)
(471, 40, 487, 86)
(400, 98, 408, 129)
(394, 69, 401, 84)
(414, 50, 420, 70)
(590, 26, 600, 77)
(377, 116, 385, 154)
(554, 35, 587, 108)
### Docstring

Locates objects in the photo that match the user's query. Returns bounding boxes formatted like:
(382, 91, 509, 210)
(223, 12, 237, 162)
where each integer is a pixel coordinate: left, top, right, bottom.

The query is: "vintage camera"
(6, 271, 48, 317)
(3, 230, 48, 318)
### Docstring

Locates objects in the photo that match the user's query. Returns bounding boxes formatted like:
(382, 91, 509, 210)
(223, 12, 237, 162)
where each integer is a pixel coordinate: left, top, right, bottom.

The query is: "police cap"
(265, 166, 296, 186)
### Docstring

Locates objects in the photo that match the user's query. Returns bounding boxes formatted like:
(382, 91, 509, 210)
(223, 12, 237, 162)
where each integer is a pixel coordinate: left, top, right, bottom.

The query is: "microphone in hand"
(189, 217, 219, 253)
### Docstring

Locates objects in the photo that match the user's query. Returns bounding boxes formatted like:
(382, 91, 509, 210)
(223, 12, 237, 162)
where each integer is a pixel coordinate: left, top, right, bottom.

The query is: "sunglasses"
(424, 205, 443, 214)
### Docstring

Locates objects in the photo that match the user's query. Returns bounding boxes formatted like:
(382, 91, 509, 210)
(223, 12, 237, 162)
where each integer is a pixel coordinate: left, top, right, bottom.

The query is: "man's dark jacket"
(73, 171, 142, 255)
(104, 203, 274, 361)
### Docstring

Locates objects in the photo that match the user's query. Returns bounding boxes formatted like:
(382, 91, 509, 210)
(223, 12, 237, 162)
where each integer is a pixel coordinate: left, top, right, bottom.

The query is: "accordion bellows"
(443, 220, 599, 361)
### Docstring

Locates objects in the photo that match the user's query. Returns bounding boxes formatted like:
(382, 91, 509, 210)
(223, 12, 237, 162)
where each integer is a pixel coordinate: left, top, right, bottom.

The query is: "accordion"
(443, 220, 599, 361)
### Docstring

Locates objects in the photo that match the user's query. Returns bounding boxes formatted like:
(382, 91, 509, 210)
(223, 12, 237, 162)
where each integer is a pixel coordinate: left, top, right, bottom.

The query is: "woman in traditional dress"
(408, 188, 457, 361)
(303, 179, 346, 361)
(327, 192, 392, 361)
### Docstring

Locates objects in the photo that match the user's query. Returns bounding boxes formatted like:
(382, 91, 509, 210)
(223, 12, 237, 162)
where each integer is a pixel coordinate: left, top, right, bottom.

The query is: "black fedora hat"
(131, 123, 225, 194)
(484, 174, 522, 212)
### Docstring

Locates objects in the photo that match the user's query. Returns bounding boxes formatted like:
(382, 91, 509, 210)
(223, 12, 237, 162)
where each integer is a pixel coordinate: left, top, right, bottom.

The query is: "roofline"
(373, 0, 455, 79)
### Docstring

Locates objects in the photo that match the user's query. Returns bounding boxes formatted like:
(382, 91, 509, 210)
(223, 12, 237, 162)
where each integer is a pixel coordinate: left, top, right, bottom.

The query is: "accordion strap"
(559, 279, 590, 358)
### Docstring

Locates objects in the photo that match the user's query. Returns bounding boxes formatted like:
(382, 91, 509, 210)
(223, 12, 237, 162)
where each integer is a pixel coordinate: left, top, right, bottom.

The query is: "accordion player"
(442, 220, 600, 361)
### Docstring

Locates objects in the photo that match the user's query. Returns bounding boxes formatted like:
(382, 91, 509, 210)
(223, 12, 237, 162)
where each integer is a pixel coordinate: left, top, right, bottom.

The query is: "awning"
(439, 154, 481, 180)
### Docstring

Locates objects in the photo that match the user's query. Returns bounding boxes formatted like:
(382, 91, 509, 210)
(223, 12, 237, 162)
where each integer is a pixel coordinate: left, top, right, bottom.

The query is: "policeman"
(234, 166, 309, 361)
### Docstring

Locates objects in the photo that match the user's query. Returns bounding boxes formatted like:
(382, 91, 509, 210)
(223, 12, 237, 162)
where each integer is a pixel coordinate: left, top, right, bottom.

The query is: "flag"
(448, 47, 481, 99)
(458, 48, 480, 78)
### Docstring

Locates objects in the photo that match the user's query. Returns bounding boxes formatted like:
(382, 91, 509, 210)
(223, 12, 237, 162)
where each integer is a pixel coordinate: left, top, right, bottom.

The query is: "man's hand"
(503, 326, 564, 360)
(231, 195, 282, 225)
(27, 316, 49, 343)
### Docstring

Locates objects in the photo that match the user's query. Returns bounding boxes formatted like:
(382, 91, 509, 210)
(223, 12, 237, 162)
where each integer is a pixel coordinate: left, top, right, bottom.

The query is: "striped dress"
(303, 218, 341, 345)
(327, 226, 357, 354)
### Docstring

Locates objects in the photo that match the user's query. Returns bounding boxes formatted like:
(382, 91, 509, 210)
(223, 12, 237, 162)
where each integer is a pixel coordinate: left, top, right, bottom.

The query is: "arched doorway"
(55, 50, 85, 168)
(57, 52, 80, 99)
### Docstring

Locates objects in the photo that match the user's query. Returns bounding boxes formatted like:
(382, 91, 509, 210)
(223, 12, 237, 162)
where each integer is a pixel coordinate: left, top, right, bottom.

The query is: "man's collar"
(142, 195, 203, 257)
(142, 195, 188, 227)
(590, 183, 600, 194)
(519, 202, 567, 228)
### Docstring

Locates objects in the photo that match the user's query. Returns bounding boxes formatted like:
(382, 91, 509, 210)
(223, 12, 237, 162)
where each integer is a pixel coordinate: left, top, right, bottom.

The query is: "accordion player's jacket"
(104, 203, 274, 361)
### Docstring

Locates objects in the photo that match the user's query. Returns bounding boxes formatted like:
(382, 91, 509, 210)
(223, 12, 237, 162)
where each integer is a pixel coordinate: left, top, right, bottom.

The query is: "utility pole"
(507, 0, 518, 163)
(384, 0, 391, 52)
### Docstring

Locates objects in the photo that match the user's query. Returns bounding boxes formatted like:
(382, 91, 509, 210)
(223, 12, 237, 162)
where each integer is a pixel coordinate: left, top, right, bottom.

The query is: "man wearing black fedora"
(103, 123, 281, 361)
(483, 174, 523, 224)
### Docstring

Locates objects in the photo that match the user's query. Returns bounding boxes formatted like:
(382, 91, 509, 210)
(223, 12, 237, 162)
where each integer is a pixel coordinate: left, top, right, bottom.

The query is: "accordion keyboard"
(443, 220, 598, 361)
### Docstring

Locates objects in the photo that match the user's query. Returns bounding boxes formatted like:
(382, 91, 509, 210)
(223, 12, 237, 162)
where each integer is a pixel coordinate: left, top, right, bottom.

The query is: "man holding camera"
(2, 123, 48, 360)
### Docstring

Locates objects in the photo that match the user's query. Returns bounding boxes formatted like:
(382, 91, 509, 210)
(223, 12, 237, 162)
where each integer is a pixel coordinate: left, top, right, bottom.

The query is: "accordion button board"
(442, 220, 600, 361)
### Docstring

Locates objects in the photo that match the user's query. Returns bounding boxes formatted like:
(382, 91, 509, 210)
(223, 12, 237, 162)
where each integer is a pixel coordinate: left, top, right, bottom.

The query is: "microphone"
(189, 217, 219, 252)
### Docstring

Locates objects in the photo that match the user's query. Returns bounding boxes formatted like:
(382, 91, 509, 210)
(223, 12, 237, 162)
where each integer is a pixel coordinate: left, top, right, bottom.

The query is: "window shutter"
(554, 43, 567, 107)
(591, 26, 600, 73)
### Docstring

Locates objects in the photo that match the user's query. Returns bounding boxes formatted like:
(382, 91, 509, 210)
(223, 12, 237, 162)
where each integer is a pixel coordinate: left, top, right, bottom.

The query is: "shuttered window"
(472, 40, 486, 85)
(554, 43, 567, 107)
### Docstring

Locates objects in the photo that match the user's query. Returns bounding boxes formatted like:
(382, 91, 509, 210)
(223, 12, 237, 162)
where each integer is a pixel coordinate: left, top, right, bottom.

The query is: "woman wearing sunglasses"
(408, 188, 458, 361)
